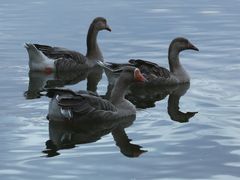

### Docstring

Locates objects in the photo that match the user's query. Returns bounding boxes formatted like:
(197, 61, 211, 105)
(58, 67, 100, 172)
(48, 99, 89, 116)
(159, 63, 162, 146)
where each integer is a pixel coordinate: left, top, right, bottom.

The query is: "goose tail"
(96, 60, 122, 85)
(96, 60, 113, 72)
(24, 43, 55, 72)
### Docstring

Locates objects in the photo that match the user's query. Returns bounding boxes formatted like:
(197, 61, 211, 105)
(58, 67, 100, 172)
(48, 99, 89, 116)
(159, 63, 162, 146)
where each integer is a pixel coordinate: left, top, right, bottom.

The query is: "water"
(0, 0, 240, 179)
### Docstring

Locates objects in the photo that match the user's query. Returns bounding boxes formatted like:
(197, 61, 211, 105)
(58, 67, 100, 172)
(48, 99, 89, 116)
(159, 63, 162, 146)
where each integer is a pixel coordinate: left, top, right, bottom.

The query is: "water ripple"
(0, 0, 240, 179)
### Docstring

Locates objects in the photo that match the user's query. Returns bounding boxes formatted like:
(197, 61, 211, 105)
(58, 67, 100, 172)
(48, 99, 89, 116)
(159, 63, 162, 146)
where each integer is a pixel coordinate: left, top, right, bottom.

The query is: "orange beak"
(134, 68, 147, 82)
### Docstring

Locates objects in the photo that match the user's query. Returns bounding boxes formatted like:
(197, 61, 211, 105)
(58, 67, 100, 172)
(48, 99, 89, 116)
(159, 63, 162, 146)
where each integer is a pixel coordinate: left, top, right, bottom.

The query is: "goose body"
(25, 17, 111, 72)
(47, 67, 146, 122)
(106, 37, 199, 85)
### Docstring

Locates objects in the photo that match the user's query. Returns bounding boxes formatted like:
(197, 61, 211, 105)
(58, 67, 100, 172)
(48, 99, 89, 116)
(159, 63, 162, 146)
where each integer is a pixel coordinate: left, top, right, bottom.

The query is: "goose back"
(129, 59, 171, 79)
(34, 44, 88, 71)
(47, 88, 118, 122)
(34, 44, 85, 61)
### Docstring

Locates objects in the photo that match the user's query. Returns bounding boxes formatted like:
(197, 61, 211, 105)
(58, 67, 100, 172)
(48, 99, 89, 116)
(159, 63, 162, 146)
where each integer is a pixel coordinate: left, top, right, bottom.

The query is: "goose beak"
(188, 42, 199, 51)
(105, 24, 111, 32)
(134, 68, 147, 82)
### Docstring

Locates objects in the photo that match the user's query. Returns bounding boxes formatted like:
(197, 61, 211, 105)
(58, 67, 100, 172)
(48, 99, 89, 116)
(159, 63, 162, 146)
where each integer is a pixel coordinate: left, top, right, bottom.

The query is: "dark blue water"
(0, 0, 240, 179)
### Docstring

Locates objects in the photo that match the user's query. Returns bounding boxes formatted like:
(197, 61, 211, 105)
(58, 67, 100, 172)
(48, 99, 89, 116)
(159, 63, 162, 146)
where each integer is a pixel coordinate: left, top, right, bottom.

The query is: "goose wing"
(59, 94, 117, 113)
(47, 88, 117, 114)
(105, 62, 133, 70)
(129, 59, 171, 79)
(34, 44, 87, 64)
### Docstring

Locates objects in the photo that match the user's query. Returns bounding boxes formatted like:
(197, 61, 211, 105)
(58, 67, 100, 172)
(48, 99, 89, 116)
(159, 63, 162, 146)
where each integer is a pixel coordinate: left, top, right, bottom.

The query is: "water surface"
(0, 0, 240, 179)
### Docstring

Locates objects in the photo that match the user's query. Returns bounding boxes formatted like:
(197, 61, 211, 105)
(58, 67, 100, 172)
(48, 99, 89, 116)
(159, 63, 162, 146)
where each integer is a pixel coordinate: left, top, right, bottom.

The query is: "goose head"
(110, 66, 147, 103)
(169, 37, 199, 53)
(92, 17, 111, 32)
(114, 66, 147, 84)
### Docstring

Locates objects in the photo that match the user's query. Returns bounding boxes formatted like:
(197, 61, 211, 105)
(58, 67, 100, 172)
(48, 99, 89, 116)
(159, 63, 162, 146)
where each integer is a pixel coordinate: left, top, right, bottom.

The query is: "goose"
(24, 17, 111, 73)
(46, 66, 146, 122)
(105, 37, 199, 85)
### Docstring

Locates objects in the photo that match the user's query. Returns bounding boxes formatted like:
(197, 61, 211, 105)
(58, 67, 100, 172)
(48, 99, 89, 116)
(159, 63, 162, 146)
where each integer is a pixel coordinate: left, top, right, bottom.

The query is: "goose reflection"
(128, 83, 197, 123)
(24, 71, 55, 99)
(43, 115, 146, 158)
(24, 66, 103, 99)
(167, 83, 197, 123)
(130, 83, 197, 123)
(105, 83, 197, 123)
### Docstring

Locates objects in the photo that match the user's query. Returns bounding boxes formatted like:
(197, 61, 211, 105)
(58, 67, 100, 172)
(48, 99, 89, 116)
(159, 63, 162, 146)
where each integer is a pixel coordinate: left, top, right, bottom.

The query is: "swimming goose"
(106, 37, 199, 85)
(46, 66, 146, 122)
(25, 17, 111, 73)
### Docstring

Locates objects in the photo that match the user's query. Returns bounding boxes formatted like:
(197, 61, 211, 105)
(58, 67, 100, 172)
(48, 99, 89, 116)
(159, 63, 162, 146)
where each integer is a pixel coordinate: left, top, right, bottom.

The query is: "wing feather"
(34, 44, 88, 71)
(129, 59, 171, 79)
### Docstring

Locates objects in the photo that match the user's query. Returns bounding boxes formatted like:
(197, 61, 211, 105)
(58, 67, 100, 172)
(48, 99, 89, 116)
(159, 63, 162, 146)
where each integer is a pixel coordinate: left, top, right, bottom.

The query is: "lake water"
(0, 0, 240, 179)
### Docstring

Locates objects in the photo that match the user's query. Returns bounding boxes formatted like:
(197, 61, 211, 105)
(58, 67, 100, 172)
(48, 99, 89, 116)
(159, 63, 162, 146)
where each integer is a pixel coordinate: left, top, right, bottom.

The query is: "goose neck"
(110, 78, 129, 105)
(168, 47, 181, 73)
(86, 25, 103, 60)
(168, 47, 190, 82)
